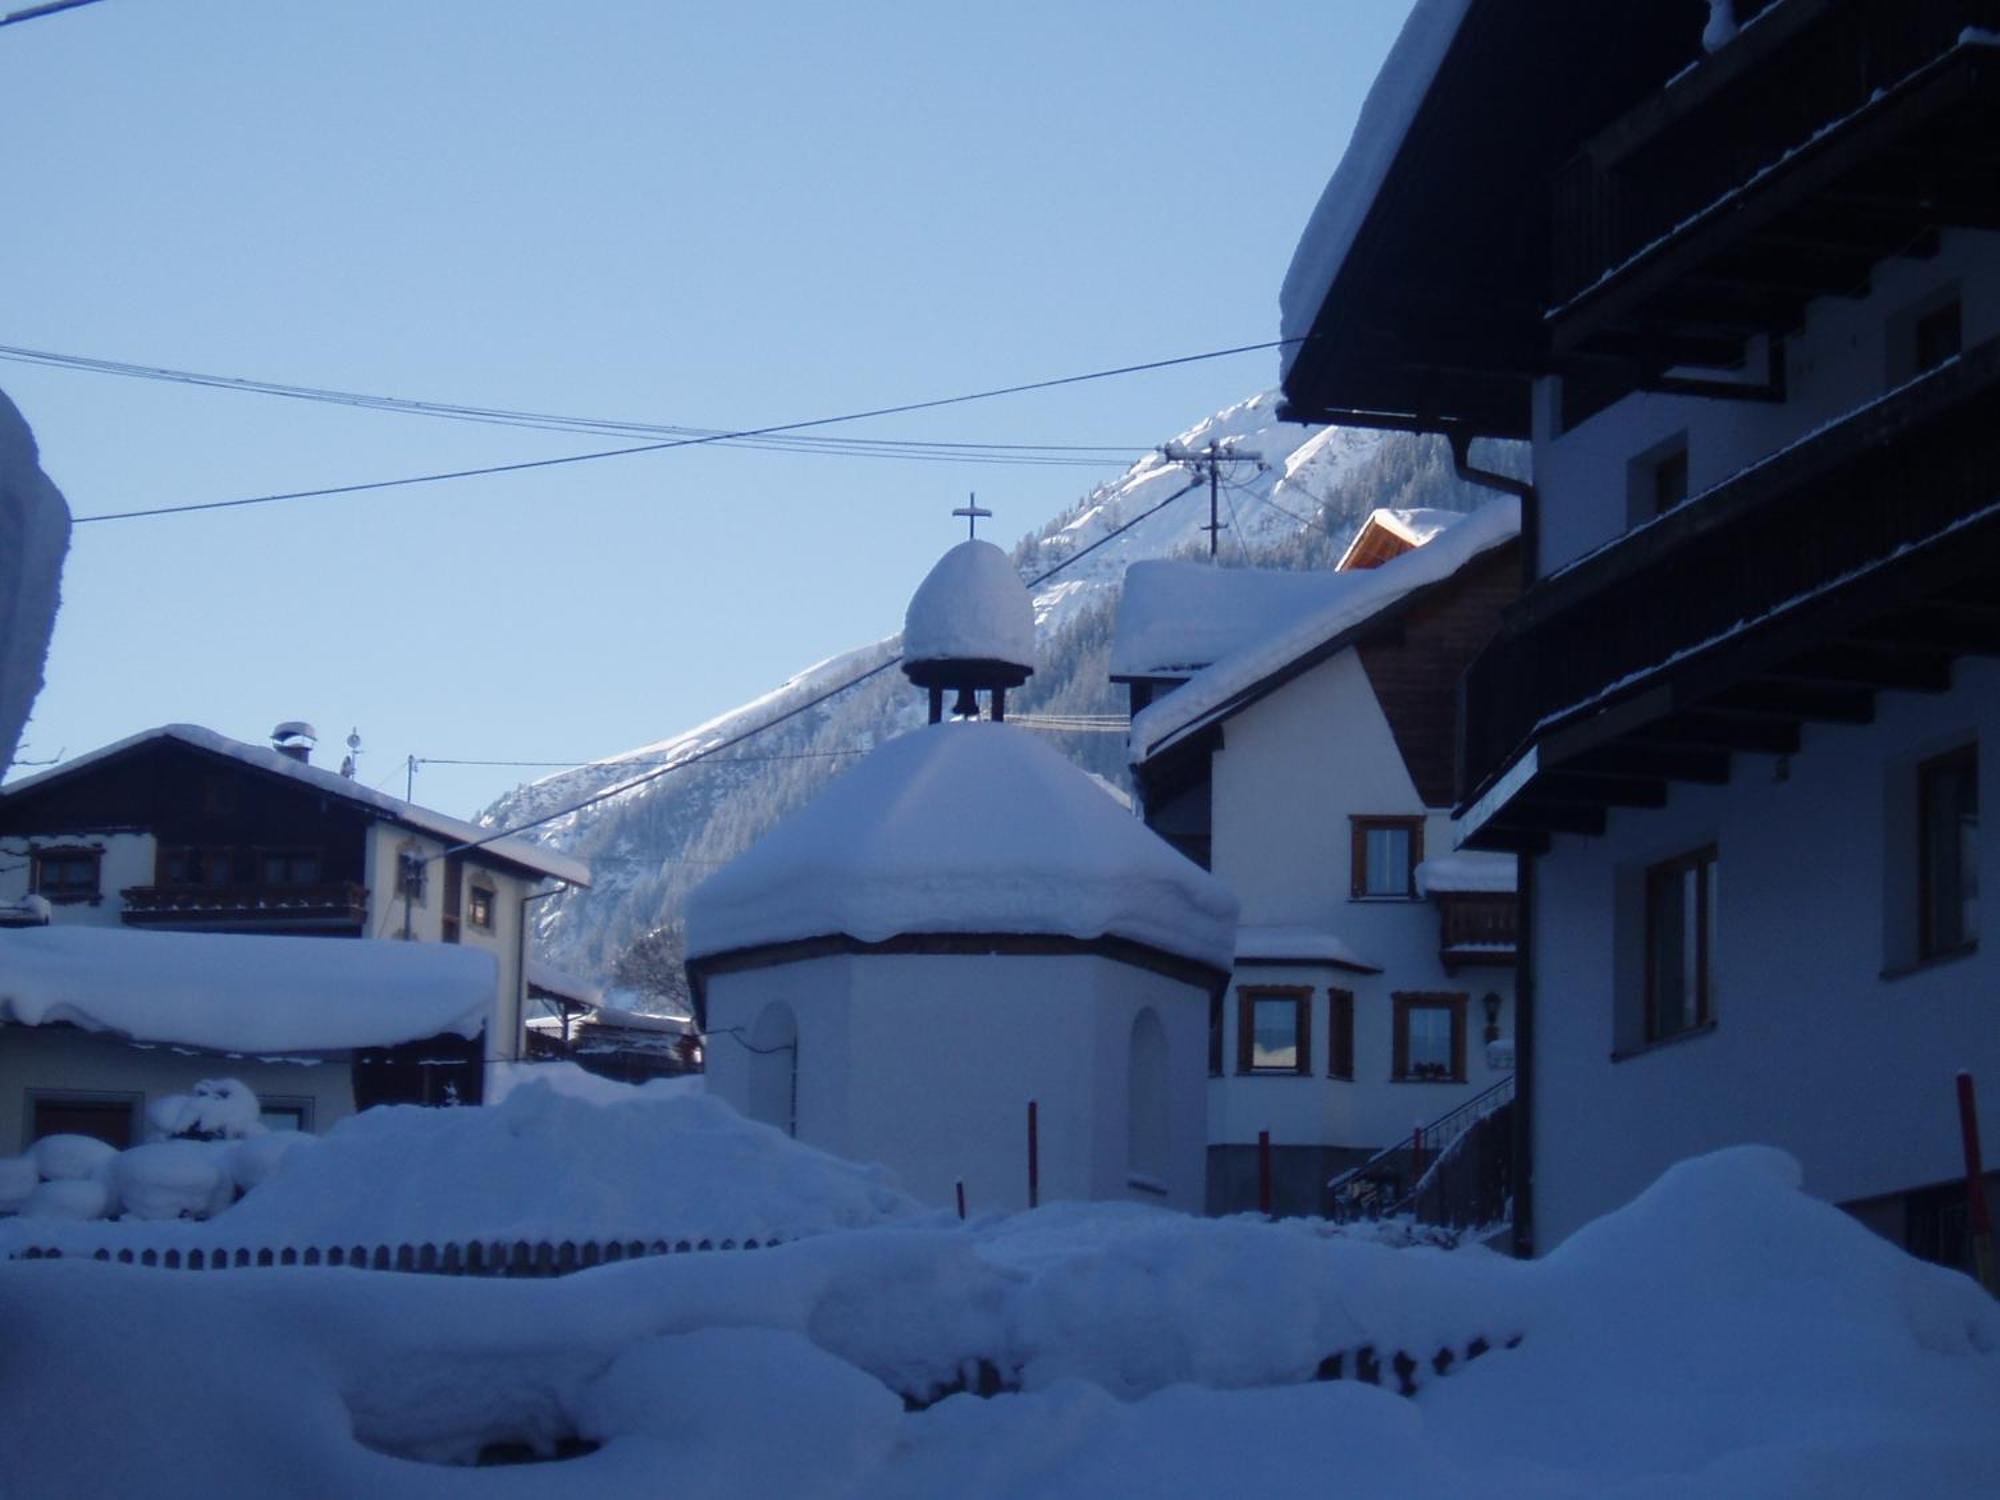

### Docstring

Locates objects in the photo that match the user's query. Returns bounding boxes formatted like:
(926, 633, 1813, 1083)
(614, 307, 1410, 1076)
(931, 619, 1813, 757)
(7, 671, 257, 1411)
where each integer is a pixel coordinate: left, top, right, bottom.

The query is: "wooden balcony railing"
(1462, 333, 2000, 807)
(120, 881, 370, 929)
(1551, 0, 2000, 309)
(1437, 893, 1518, 966)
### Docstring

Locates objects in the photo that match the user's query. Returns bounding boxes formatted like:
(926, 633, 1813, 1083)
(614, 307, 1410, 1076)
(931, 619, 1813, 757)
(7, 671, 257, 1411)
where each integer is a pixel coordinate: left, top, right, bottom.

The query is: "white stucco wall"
(704, 951, 1210, 1215)
(0, 1024, 355, 1156)
(1532, 658, 2000, 1249)
(0, 832, 155, 923)
(1533, 227, 2000, 577)
(1204, 649, 1515, 1157)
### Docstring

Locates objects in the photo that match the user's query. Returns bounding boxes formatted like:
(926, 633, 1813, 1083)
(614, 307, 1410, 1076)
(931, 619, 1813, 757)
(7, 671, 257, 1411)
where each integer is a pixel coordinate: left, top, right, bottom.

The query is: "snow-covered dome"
(901, 539, 1036, 680)
(684, 721, 1237, 972)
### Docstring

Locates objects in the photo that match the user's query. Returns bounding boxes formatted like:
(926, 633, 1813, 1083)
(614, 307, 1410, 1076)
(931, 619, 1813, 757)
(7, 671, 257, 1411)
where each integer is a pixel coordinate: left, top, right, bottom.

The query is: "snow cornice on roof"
(1, 725, 590, 887)
(1129, 496, 1520, 768)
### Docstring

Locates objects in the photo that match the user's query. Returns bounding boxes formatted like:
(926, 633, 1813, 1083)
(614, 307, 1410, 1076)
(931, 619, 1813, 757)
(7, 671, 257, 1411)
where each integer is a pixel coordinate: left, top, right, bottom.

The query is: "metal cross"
(951, 493, 993, 539)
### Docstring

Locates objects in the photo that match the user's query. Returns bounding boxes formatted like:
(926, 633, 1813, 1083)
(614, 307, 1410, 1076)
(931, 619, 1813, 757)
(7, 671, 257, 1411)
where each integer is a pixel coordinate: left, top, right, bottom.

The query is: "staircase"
(1328, 1075, 1514, 1233)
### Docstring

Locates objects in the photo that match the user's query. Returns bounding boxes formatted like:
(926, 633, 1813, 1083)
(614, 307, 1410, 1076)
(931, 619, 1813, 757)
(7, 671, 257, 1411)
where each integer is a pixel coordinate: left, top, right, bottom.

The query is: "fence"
(6, 1233, 785, 1276)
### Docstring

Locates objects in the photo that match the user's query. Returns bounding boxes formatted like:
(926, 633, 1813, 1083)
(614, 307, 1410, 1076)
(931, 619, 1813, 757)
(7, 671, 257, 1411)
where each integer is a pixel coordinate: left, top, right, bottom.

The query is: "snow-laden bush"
(115, 1142, 237, 1222)
(29, 1133, 116, 1182)
(20, 1178, 113, 1221)
(148, 1078, 265, 1142)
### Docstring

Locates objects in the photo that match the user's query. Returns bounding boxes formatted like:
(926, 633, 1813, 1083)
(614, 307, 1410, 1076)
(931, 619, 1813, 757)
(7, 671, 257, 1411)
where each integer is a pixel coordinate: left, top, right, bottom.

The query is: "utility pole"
(1160, 439, 1264, 558)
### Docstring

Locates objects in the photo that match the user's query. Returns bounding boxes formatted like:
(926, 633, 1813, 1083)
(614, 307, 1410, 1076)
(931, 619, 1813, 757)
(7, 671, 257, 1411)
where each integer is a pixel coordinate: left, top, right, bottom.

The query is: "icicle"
(1703, 0, 1738, 53)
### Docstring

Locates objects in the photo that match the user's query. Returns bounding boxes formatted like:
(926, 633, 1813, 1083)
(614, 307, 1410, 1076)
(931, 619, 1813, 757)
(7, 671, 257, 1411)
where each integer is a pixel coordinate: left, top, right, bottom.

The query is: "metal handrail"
(1326, 1074, 1516, 1217)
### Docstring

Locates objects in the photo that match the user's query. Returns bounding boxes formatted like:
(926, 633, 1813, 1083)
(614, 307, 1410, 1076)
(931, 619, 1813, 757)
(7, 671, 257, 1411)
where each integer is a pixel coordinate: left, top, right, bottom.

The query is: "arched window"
(1127, 1008, 1171, 1195)
(748, 1002, 798, 1136)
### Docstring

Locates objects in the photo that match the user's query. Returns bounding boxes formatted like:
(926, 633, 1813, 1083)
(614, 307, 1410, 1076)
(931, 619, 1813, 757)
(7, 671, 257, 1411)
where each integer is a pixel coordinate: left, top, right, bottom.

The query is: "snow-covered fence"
(8, 1233, 786, 1277)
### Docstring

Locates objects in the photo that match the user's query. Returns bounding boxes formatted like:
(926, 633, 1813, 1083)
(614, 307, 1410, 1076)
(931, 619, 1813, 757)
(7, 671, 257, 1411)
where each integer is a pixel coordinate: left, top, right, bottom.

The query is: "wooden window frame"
(30, 845, 102, 904)
(1236, 985, 1312, 1076)
(254, 846, 322, 887)
(1391, 992, 1467, 1082)
(1327, 988, 1355, 1080)
(1644, 845, 1718, 1043)
(1350, 816, 1424, 900)
(1207, 991, 1224, 1078)
(1917, 744, 1978, 962)
(467, 883, 497, 933)
(27, 1088, 142, 1150)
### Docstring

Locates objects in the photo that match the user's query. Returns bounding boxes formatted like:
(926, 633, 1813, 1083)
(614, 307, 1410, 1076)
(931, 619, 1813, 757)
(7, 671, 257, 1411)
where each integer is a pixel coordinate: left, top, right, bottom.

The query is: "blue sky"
(2, 0, 1414, 816)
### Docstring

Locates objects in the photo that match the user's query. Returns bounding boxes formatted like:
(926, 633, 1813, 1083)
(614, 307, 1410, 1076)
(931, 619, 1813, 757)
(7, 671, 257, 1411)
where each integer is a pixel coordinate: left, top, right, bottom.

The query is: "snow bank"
(487, 1059, 701, 1107)
(3, 1147, 1995, 1497)
(1131, 495, 1519, 764)
(685, 721, 1238, 973)
(1110, 561, 1357, 679)
(0, 926, 496, 1053)
(5, 1080, 917, 1255)
(0, 387, 70, 779)
(903, 538, 1036, 670)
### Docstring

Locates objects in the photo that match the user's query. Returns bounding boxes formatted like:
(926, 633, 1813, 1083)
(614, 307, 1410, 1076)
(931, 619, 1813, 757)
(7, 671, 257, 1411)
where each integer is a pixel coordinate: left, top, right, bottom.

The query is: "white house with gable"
(1278, 0, 2000, 1269)
(688, 538, 1237, 1216)
(1116, 500, 1521, 1216)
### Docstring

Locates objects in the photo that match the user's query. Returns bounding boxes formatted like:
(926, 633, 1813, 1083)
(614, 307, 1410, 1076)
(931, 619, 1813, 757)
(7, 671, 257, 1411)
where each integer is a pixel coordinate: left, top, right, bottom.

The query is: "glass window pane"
(1364, 827, 1410, 896)
(1923, 755, 1977, 956)
(1407, 1006, 1452, 1074)
(1252, 998, 1299, 1071)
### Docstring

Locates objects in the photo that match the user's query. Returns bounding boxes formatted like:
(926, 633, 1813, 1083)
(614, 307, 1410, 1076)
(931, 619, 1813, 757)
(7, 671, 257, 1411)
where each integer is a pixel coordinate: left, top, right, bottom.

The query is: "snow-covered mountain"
(478, 393, 1521, 986)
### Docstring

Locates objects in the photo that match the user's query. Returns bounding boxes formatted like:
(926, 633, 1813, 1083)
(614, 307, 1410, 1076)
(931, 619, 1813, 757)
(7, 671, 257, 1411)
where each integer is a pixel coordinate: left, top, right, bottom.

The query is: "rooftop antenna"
(340, 727, 362, 780)
(951, 492, 993, 540)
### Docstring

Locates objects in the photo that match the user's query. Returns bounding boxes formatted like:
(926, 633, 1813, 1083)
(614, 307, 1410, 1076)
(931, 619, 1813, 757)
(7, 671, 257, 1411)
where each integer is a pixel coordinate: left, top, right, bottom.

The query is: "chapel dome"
(683, 720, 1237, 974)
(900, 539, 1036, 691)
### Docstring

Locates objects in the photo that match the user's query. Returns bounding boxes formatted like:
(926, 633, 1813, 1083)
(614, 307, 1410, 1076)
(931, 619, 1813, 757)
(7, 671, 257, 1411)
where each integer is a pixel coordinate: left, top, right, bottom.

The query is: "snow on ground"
(1, 1078, 918, 1255)
(1, 1145, 1994, 1497)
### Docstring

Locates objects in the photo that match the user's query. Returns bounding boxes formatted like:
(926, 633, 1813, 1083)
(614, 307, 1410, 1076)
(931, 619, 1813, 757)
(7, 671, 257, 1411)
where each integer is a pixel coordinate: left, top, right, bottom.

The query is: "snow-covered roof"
(1278, 0, 1477, 376)
(902, 539, 1036, 671)
(0, 724, 590, 887)
(1336, 506, 1467, 571)
(1110, 562, 1356, 681)
(685, 721, 1237, 973)
(0, 926, 496, 1054)
(1131, 496, 1520, 766)
(1415, 851, 1517, 896)
(1233, 925, 1379, 973)
(525, 958, 603, 1007)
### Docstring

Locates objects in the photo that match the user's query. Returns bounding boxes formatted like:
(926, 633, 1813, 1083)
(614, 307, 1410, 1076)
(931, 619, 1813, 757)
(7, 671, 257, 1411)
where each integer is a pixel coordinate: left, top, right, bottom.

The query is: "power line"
(1, 342, 1149, 469)
(0, 0, 105, 29)
(69, 338, 1298, 524)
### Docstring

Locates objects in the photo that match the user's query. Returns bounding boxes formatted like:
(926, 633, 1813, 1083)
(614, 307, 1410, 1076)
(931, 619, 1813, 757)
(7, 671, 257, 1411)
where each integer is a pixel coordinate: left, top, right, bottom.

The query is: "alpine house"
(686, 538, 1238, 1216)
(1281, 0, 2000, 1265)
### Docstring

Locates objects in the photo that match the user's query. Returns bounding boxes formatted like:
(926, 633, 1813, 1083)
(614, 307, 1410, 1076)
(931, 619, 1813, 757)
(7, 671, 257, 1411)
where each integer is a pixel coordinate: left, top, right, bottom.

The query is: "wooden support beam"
(1531, 770, 1670, 809)
(1630, 711, 1801, 757)
(1707, 680, 1876, 725)
(1466, 826, 1552, 856)
(1851, 607, 2000, 656)
(1768, 645, 1955, 694)
(1506, 800, 1608, 838)
(1564, 744, 1731, 786)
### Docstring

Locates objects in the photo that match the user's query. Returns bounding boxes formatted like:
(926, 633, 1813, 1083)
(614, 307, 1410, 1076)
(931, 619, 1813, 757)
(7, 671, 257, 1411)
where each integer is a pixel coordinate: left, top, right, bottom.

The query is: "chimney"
(271, 721, 318, 764)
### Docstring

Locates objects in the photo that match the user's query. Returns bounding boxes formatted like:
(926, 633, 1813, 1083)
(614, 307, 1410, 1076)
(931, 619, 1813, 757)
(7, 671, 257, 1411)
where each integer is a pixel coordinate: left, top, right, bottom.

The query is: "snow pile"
(1278, 0, 1477, 373)
(0, 387, 70, 779)
(3, 1147, 1997, 1496)
(903, 538, 1036, 671)
(0, 926, 497, 1053)
(1111, 561, 1357, 679)
(1415, 851, 1517, 895)
(685, 721, 1238, 973)
(114, 1142, 238, 1221)
(1130, 495, 1519, 764)
(148, 1078, 265, 1141)
(6, 1081, 918, 1256)
(487, 1059, 697, 1107)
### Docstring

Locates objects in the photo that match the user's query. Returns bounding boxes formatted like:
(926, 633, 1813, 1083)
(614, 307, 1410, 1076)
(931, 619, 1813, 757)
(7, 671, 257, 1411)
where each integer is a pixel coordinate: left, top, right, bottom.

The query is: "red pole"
(1957, 1072, 1996, 1294)
(1027, 1100, 1039, 1210)
(955, 1181, 966, 1221)
(1258, 1129, 1272, 1217)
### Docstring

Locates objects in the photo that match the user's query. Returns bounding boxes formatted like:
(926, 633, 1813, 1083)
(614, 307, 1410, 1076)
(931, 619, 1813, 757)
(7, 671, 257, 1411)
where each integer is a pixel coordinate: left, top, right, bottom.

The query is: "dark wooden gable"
(0, 738, 372, 887)
(1356, 541, 1520, 808)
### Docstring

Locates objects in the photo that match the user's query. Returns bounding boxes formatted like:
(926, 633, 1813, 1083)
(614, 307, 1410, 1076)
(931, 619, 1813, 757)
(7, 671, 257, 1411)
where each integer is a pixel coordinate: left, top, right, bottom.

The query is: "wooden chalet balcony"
(120, 881, 370, 931)
(1550, 0, 2000, 394)
(1459, 333, 2000, 850)
(1436, 893, 1518, 971)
